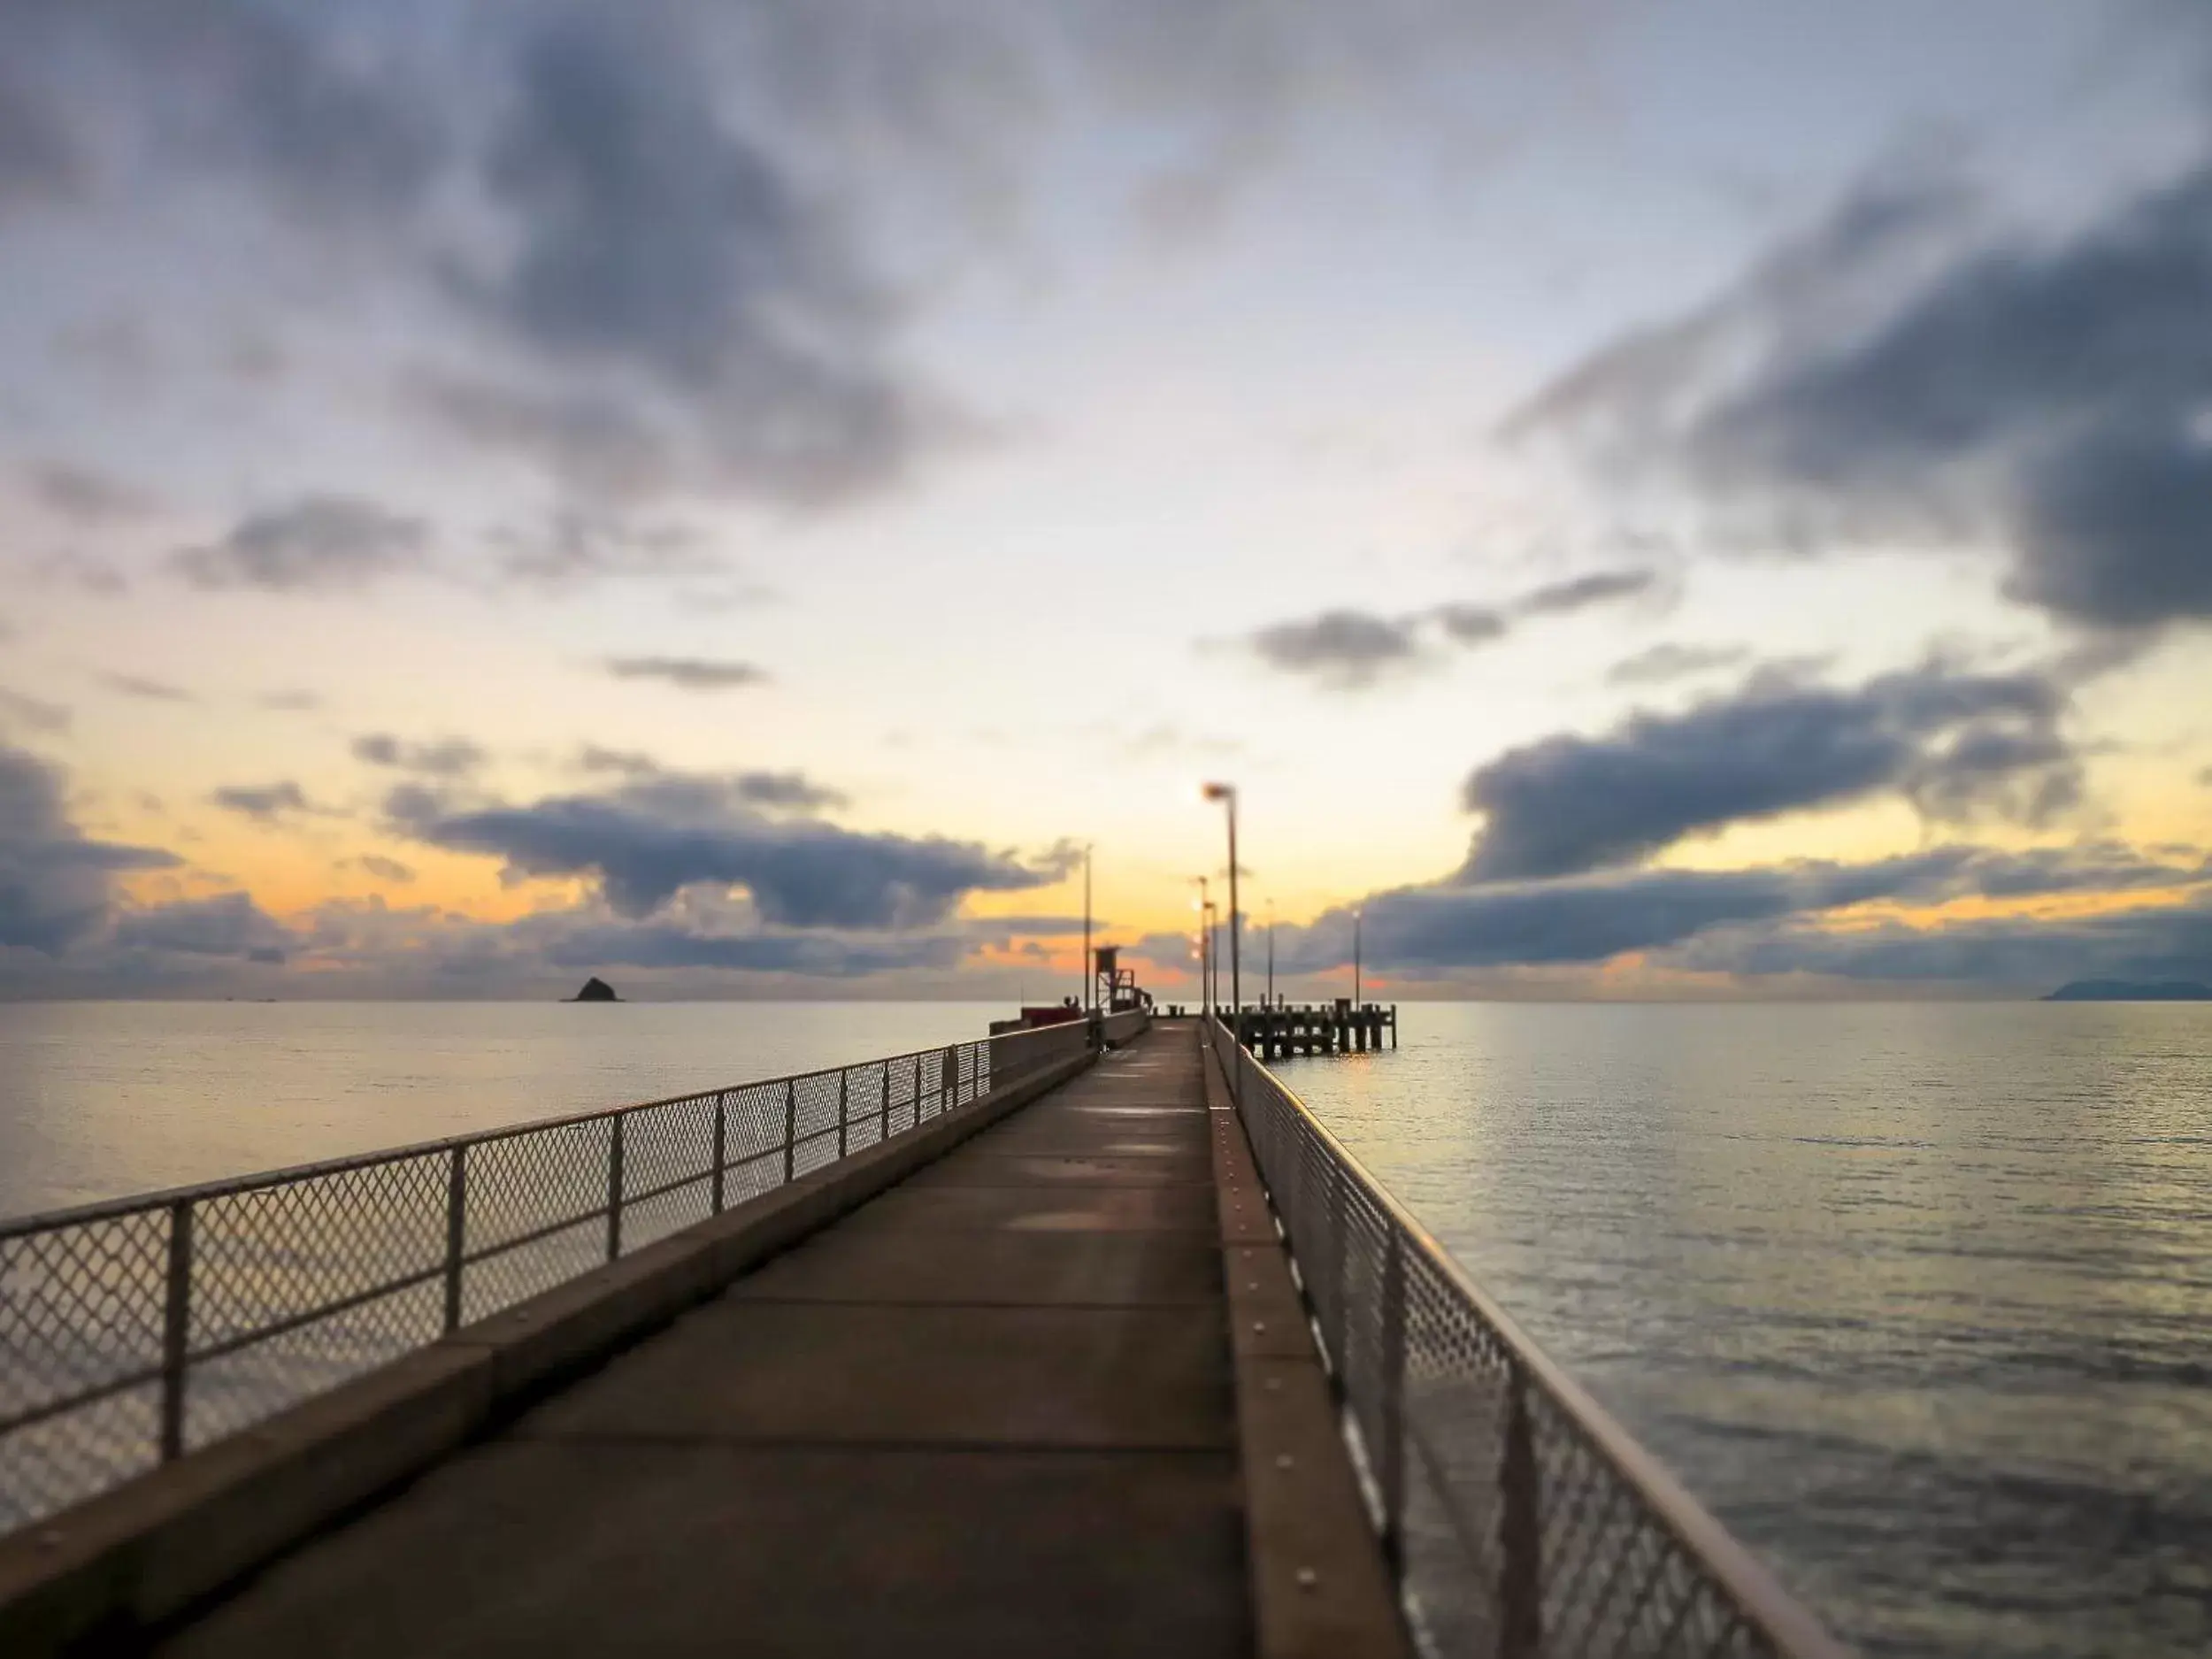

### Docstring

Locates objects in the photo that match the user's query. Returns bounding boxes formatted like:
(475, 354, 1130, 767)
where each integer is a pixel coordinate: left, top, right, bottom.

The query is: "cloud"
(0, 741, 177, 952)
(604, 657, 769, 692)
(1245, 610, 1422, 688)
(174, 495, 431, 593)
(1281, 842, 2211, 975)
(1462, 660, 2080, 880)
(1433, 604, 1509, 646)
(211, 781, 310, 822)
(1515, 568, 1660, 617)
(572, 749, 844, 810)
(492, 512, 724, 588)
(257, 689, 321, 712)
(726, 770, 849, 813)
(0, 688, 71, 733)
(1509, 127, 2212, 631)
(388, 773, 1059, 926)
(0, 66, 81, 212)
(112, 892, 292, 963)
(351, 733, 488, 778)
(353, 854, 415, 884)
(445, 8, 957, 509)
(1606, 642, 1751, 687)
(1239, 569, 1666, 688)
(25, 461, 158, 524)
(101, 673, 195, 703)
(1676, 894, 2212, 989)
(542, 919, 963, 978)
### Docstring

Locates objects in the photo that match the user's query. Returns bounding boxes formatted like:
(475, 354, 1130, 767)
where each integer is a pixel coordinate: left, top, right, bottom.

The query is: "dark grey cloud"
(174, 495, 430, 593)
(1510, 125, 2212, 631)
(0, 689, 71, 734)
(211, 781, 309, 822)
(1246, 610, 1422, 688)
(604, 657, 769, 692)
(1433, 604, 1508, 646)
(729, 770, 849, 813)
(388, 775, 1059, 926)
(0, 66, 81, 211)
(446, 8, 953, 510)
(1607, 642, 1751, 687)
(1240, 569, 1664, 688)
(1462, 661, 2079, 880)
(572, 749, 844, 811)
(1515, 568, 1659, 618)
(101, 673, 194, 703)
(351, 733, 488, 778)
(1282, 842, 2210, 975)
(112, 892, 291, 963)
(353, 854, 415, 884)
(0, 741, 177, 952)
(543, 921, 962, 978)
(11, 0, 444, 226)
(1677, 895, 2212, 989)
(26, 461, 157, 524)
(493, 513, 722, 588)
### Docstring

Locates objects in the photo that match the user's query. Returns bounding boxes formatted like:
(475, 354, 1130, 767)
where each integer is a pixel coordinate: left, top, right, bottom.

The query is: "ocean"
(2, 998, 2207, 1655)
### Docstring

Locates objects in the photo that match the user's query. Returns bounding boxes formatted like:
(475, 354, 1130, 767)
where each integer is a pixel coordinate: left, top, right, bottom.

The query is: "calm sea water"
(2, 1000, 2206, 1655)
(1279, 1002, 2212, 1659)
(0, 1002, 1002, 1218)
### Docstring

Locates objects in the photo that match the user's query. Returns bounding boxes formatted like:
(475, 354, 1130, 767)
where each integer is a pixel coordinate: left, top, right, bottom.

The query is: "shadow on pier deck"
(137, 1024, 1403, 1658)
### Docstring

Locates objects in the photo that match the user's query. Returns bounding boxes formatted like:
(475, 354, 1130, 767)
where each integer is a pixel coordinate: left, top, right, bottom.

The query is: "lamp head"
(1201, 780, 1234, 803)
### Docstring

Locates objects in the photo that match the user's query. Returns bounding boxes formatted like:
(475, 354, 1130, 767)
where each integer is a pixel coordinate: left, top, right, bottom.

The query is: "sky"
(2, 0, 2210, 1000)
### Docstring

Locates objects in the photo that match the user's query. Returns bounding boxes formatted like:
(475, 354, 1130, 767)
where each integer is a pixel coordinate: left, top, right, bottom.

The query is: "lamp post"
(1191, 877, 1210, 1018)
(1353, 908, 1363, 1010)
(1201, 782, 1239, 1038)
(1081, 843, 1093, 1011)
(1264, 898, 1275, 1009)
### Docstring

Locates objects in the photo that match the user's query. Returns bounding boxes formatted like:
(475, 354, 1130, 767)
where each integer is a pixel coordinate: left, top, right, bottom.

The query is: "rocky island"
(569, 976, 621, 1002)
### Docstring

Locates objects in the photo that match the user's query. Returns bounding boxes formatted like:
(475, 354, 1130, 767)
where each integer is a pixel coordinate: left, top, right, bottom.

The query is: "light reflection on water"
(1278, 1001, 2212, 1659)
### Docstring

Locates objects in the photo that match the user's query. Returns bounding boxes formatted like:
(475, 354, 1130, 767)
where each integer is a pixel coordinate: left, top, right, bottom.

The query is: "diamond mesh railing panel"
(1204, 1018, 1840, 1659)
(0, 1016, 1122, 1538)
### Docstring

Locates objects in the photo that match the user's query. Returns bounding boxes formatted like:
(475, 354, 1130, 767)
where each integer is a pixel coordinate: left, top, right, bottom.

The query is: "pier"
(0, 1015, 1844, 1659)
(1234, 1000, 1397, 1058)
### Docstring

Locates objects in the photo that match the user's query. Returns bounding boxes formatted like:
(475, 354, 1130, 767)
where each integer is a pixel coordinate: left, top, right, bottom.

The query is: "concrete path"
(157, 1027, 1252, 1657)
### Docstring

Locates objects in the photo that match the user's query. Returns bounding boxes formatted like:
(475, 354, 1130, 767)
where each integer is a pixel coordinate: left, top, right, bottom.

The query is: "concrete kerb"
(0, 1046, 1099, 1657)
(1199, 1030, 1410, 1659)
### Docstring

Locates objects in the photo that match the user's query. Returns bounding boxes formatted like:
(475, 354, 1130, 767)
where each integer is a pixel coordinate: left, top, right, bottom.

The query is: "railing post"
(442, 1145, 467, 1333)
(159, 1199, 193, 1462)
(836, 1069, 849, 1158)
(782, 1079, 798, 1182)
(1324, 1159, 1349, 1385)
(879, 1064, 891, 1141)
(606, 1114, 626, 1262)
(1379, 1225, 1408, 1570)
(711, 1092, 727, 1215)
(1500, 1358, 1545, 1658)
(939, 1047, 956, 1117)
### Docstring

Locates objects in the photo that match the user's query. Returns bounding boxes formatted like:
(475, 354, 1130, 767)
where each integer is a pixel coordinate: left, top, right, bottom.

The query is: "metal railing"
(0, 1018, 1097, 1534)
(1205, 1018, 1846, 1659)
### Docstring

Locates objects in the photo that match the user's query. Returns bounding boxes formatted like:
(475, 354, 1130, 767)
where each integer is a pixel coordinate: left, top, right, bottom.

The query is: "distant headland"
(569, 977, 621, 1002)
(2044, 979, 2212, 1002)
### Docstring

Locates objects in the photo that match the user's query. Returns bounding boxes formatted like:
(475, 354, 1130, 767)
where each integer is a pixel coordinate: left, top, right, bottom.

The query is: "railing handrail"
(0, 1023, 1066, 1240)
(1210, 1015, 1847, 1659)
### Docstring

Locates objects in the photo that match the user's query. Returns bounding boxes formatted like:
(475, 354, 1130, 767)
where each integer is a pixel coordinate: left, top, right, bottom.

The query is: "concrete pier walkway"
(145, 1025, 1401, 1658)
